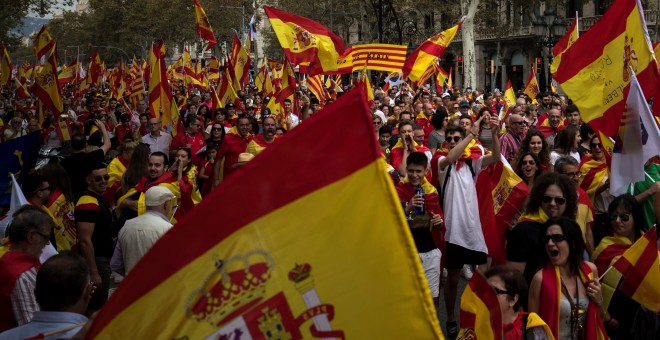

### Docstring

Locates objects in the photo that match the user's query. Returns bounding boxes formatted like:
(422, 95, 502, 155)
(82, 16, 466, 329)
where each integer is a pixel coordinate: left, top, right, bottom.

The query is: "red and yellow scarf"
(591, 234, 634, 275)
(578, 155, 609, 203)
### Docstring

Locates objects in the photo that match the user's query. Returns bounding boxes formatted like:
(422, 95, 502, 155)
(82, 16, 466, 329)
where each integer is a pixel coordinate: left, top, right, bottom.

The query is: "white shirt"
(141, 131, 173, 155)
(550, 150, 580, 167)
(286, 112, 300, 129)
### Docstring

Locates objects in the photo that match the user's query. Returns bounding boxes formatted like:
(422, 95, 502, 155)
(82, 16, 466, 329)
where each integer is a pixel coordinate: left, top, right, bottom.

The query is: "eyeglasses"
(590, 143, 602, 149)
(610, 213, 630, 222)
(93, 175, 110, 183)
(31, 230, 51, 243)
(447, 136, 462, 143)
(563, 171, 581, 178)
(542, 195, 566, 205)
(373, 121, 382, 125)
(492, 287, 512, 296)
(521, 160, 536, 166)
(543, 234, 567, 244)
(510, 121, 525, 125)
(38, 186, 51, 192)
(453, 106, 459, 109)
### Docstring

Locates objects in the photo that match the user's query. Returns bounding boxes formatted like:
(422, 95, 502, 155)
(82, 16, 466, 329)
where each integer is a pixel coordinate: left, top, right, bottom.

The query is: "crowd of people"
(0, 78, 659, 339)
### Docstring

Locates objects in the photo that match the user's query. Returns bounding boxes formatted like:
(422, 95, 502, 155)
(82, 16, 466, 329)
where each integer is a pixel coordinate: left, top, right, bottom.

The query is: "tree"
(460, 0, 479, 90)
(0, 0, 73, 48)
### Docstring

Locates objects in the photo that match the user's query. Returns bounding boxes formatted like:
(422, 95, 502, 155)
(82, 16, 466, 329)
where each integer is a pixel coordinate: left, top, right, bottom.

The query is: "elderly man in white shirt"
(141, 118, 172, 155)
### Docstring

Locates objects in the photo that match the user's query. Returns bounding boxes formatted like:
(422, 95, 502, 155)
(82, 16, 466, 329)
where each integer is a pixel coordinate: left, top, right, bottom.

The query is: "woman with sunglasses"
(529, 217, 608, 340)
(485, 266, 552, 339)
(578, 135, 613, 246)
(591, 194, 658, 338)
(515, 130, 552, 172)
(507, 172, 577, 286)
(514, 152, 543, 188)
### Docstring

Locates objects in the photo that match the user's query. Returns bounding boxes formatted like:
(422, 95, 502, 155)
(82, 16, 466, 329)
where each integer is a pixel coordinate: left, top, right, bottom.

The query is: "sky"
(29, 0, 78, 19)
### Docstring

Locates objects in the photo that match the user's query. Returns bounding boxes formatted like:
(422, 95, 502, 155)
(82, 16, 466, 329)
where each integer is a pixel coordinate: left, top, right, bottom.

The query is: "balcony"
(580, 9, 657, 31)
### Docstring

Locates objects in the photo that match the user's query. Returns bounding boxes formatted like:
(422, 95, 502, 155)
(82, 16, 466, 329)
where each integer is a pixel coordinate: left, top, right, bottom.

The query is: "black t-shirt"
(506, 220, 544, 285)
(61, 149, 105, 200)
(74, 191, 115, 257)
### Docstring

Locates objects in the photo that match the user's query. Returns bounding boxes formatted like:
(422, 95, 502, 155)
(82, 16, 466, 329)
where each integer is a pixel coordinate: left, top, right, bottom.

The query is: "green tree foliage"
(1, 0, 73, 48)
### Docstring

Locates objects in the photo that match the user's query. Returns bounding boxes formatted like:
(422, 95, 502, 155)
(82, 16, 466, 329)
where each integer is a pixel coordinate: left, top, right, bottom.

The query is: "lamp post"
(92, 45, 131, 62)
(402, 20, 417, 54)
(533, 7, 567, 93)
(482, 49, 489, 91)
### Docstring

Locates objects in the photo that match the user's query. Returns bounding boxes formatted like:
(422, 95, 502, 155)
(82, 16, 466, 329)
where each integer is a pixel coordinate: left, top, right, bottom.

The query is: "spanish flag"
(148, 41, 180, 135)
(500, 80, 516, 122)
(457, 271, 503, 339)
(86, 88, 443, 338)
(32, 25, 55, 59)
(29, 46, 63, 117)
(229, 33, 250, 90)
(578, 155, 609, 203)
(601, 227, 660, 313)
(255, 56, 274, 96)
(522, 69, 539, 101)
(551, 0, 660, 136)
(551, 11, 579, 57)
(402, 20, 462, 82)
(0, 43, 11, 88)
(435, 65, 449, 93)
(264, 5, 346, 75)
(57, 59, 77, 86)
(193, 0, 217, 50)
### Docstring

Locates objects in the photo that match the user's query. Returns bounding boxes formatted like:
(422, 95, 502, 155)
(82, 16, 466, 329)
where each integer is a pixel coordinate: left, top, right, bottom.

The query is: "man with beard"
(246, 116, 278, 156)
(214, 116, 253, 185)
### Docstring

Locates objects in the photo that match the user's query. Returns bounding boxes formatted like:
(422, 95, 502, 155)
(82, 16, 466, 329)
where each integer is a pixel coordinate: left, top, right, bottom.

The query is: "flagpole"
(598, 266, 613, 281)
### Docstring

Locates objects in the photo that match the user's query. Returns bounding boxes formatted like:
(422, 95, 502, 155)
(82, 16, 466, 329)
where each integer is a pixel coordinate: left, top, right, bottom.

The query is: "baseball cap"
(145, 186, 175, 206)
(459, 100, 470, 108)
(441, 93, 450, 98)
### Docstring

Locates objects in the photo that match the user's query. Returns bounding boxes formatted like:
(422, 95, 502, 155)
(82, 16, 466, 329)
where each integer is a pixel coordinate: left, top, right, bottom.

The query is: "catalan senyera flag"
(402, 20, 462, 82)
(0, 43, 11, 88)
(32, 25, 55, 59)
(552, 11, 579, 57)
(551, 0, 660, 136)
(29, 48, 63, 118)
(331, 44, 407, 74)
(264, 5, 346, 75)
(601, 227, 660, 313)
(457, 271, 502, 339)
(523, 69, 540, 100)
(193, 0, 217, 50)
(86, 87, 443, 339)
(475, 159, 528, 266)
(306, 74, 325, 102)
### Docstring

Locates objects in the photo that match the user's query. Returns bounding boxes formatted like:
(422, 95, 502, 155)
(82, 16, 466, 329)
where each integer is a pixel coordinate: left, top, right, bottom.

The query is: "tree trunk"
(460, 0, 479, 90)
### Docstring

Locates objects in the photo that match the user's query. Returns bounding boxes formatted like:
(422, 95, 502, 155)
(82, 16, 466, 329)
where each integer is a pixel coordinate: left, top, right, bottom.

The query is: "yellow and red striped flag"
(435, 65, 449, 93)
(332, 43, 407, 74)
(523, 69, 540, 100)
(206, 55, 220, 81)
(402, 20, 462, 82)
(601, 227, 660, 312)
(57, 59, 77, 86)
(14, 78, 30, 99)
(306, 74, 326, 103)
(85, 87, 444, 339)
(275, 60, 297, 103)
(32, 25, 55, 59)
(148, 41, 180, 135)
(578, 155, 609, 203)
(29, 47, 63, 118)
(255, 56, 273, 96)
(0, 43, 11, 88)
(447, 67, 453, 89)
(457, 271, 503, 339)
(551, 0, 660, 136)
(264, 5, 346, 75)
(552, 11, 579, 57)
(193, 0, 216, 50)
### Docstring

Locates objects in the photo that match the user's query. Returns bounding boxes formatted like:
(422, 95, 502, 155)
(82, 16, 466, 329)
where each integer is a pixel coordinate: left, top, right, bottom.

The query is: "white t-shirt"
(437, 156, 488, 253)
(550, 150, 580, 167)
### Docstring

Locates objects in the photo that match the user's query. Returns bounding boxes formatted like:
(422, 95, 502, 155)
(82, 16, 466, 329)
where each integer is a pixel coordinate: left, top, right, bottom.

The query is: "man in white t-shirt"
(283, 98, 299, 129)
(436, 113, 500, 338)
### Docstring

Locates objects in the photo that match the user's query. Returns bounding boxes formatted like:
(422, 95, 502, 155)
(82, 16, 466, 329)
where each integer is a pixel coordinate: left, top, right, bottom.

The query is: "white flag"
(0, 174, 27, 236)
(610, 71, 660, 195)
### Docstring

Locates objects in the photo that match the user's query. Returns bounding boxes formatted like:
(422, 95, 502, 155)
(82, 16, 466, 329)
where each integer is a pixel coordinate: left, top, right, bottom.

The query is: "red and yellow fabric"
(577, 187, 595, 244)
(264, 5, 346, 75)
(501, 80, 516, 123)
(14, 79, 30, 99)
(476, 161, 528, 265)
(246, 134, 277, 156)
(551, 0, 660, 136)
(193, 0, 216, 50)
(275, 61, 297, 104)
(29, 47, 63, 118)
(578, 155, 608, 203)
(306, 74, 326, 103)
(402, 21, 462, 82)
(601, 227, 660, 313)
(32, 25, 55, 59)
(429, 140, 485, 186)
(0, 43, 11, 88)
(216, 61, 238, 108)
(255, 56, 273, 96)
(230, 33, 250, 90)
(106, 155, 129, 204)
(457, 272, 503, 339)
(186, 167, 202, 207)
(538, 263, 608, 340)
(435, 66, 449, 93)
(591, 234, 633, 278)
(85, 87, 443, 339)
(215, 127, 253, 180)
(535, 114, 565, 138)
(552, 13, 579, 57)
(206, 56, 220, 81)
(116, 172, 182, 224)
(518, 208, 549, 224)
(390, 139, 432, 175)
(523, 69, 540, 101)
(43, 191, 77, 251)
(331, 44, 407, 74)
(148, 42, 180, 135)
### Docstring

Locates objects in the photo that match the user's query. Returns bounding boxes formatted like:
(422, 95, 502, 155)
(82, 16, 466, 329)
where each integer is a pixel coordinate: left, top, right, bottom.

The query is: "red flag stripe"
(613, 230, 658, 296)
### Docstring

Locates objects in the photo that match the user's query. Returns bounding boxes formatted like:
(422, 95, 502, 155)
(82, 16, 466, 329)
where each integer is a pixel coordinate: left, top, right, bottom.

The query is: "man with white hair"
(110, 186, 175, 275)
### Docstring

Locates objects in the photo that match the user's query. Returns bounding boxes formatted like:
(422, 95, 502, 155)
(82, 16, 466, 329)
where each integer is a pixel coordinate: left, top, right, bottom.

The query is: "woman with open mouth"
(529, 217, 608, 339)
(514, 152, 543, 188)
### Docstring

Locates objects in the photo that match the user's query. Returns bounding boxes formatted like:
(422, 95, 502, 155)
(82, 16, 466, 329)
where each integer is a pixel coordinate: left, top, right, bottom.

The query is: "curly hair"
(513, 152, 543, 184)
(516, 130, 551, 170)
(525, 172, 577, 219)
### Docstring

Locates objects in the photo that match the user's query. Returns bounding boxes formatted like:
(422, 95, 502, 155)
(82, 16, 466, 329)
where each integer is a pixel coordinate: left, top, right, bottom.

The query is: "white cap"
(145, 186, 175, 206)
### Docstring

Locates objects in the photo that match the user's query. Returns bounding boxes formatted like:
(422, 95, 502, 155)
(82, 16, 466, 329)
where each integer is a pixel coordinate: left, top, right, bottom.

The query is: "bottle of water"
(414, 185, 425, 215)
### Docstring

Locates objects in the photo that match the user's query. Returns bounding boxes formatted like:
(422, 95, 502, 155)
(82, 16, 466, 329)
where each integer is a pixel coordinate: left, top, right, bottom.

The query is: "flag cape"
(551, 0, 660, 136)
(86, 87, 443, 339)
(605, 227, 660, 312)
(578, 156, 608, 203)
(538, 264, 607, 340)
(475, 160, 528, 266)
(44, 189, 78, 252)
(0, 43, 11, 88)
(32, 25, 56, 59)
(552, 13, 579, 57)
(330, 44, 407, 74)
(591, 234, 633, 277)
(402, 21, 462, 82)
(245, 134, 277, 156)
(194, 0, 217, 50)
(264, 5, 346, 75)
(457, 272, 502, 339)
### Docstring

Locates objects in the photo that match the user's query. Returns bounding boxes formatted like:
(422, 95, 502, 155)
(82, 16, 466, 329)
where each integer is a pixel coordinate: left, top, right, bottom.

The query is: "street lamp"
(533, 7, 567, 92)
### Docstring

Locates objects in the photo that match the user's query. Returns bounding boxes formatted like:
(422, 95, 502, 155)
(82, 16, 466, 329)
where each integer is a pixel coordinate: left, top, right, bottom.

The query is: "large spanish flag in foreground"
(264, 5, 346, 75)
(402, 21, 462, 82)
(86, 88, 443, 339)
(551, 0, 660, 136)
(458, 272, 503, 339)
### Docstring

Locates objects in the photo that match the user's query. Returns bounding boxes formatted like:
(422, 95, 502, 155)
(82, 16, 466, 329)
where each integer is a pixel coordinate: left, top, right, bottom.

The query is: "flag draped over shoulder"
(264, 5, 346, 75)
(457, 272, 502, 339)
(402, 21, 462, 82)
(86, 88, 443, 339)
(551, 0, 660, 136)
(194, 0, 217, 50)
(29, 48, 63, 117)
(578, 155, 608, 202)
(0, 43, 11, 88)
(32, 25, 55, 59)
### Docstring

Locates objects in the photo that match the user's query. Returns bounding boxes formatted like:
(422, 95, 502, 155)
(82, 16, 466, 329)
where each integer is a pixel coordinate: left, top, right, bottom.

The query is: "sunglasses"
(543, 234, 566, 244)
(542, 195, 566, 205)
(447, 136, 462, 143)
(94, 175, 110, 183)
(521, 160, 536, 166)
(373, 121, 382, 125)
(510, 121, 525, 125)
(492, 287, 512, 296)
(610, 213, 630, 222)
(564, 171, 581, 178)
(590, 143, 602, 149)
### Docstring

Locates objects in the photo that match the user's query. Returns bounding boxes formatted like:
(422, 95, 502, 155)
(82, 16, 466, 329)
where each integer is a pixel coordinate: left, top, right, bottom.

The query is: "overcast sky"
(30, 0, 77, 19)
